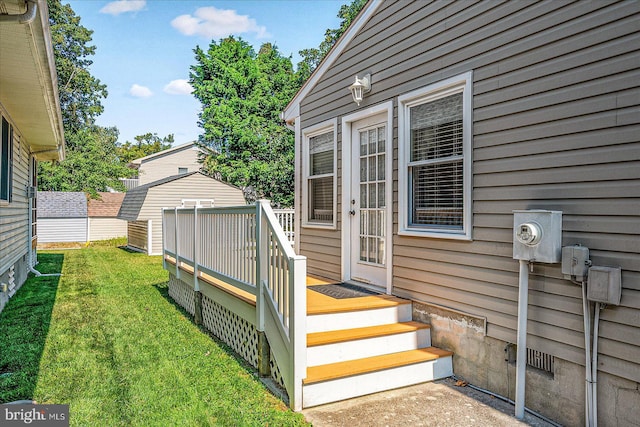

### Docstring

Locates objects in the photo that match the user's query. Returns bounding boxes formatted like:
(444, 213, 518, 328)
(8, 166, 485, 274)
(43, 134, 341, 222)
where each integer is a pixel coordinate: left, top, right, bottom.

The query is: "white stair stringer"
(302, 350, 453, 408)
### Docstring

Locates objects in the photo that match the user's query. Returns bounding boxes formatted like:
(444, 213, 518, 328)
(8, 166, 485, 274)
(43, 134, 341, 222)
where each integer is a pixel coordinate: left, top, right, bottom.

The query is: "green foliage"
(47, 0, 107, 134)
(296, 0, 367, 81)
(191, 38, 298, 207)
(40, 1, 134, 196)
(117, 132, 174, 165)
(38, 126, 133, 196)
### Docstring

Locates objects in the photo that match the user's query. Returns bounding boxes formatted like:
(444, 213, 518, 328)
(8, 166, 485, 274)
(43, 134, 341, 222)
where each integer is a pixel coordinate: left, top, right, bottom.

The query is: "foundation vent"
(527, 348, 554, 375)
(8, 266, 15, 292)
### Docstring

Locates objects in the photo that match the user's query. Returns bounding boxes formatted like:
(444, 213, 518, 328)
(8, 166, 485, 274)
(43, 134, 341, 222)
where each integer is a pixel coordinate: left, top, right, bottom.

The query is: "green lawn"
(0, 242, 309, 426)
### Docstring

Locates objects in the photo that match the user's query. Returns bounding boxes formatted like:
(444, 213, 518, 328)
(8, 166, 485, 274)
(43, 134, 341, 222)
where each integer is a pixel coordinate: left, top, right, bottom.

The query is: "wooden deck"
(306, 276, 409, 315)
(167, 258, 404, 314)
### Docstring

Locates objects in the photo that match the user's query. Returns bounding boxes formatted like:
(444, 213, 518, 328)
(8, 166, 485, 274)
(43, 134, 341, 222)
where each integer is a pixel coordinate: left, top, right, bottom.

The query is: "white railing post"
(193, 205, 199, 292)
(255, 201, 267, 331)
(162, 209, 167, 270)
(175, 207, 181, 280)
(290, 255, 307, 412)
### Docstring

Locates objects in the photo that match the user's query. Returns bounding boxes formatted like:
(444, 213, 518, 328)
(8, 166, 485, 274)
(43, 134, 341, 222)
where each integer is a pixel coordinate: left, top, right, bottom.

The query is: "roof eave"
(0, 0, 65, 162)
(282, 0, 383, 123)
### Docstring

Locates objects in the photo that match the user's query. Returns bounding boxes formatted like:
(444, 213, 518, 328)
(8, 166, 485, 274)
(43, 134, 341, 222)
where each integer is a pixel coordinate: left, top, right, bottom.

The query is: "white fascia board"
(282, 0, 383, 123)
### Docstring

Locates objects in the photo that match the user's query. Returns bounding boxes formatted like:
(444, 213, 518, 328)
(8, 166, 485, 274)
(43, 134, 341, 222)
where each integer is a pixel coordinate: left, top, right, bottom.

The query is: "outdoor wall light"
(349, 73, 371, 106)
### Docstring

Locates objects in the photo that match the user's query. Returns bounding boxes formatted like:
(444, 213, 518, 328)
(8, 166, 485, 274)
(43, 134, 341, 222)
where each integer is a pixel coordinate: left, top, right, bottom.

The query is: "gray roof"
(37, 192, 87, 218)
(117, 172, 199, 221)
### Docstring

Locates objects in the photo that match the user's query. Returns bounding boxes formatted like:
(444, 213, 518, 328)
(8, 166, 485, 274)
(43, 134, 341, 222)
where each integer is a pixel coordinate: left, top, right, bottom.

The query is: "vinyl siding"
(0, 113, 30, 275)
(88, 217, 126, 241)
(296, 0, 640, 382)
(138, 144, 200, 185)
(38, 218, 87, 243)
(136, 173, 245, 255)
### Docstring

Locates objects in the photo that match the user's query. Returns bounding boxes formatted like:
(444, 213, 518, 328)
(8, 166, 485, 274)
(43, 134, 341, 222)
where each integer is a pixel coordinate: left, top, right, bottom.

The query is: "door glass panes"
(358, 126, 386, 265)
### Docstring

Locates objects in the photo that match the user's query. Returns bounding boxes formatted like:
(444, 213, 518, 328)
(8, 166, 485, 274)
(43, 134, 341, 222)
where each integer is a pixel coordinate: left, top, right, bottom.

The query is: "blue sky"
(66, 0, 344, 145)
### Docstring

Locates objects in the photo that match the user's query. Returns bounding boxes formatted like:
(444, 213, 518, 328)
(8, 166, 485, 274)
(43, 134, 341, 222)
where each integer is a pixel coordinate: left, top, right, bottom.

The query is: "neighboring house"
(282, 1, 639, 425)
(118, 172, 245, 255)
(0, 0, 65, 312)
(131, 141, 202, 186)
(87, 192, 126, 241)
(37, 192, 87, 243)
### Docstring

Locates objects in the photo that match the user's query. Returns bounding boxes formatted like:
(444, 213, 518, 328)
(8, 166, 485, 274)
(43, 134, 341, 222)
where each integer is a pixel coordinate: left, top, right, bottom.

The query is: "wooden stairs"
(303, 282, 453, 407)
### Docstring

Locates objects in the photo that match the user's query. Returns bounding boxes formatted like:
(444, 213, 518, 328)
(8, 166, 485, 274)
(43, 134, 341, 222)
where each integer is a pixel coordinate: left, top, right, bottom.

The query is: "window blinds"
(308, 130, 334, 223)
(409, 92, 463, 229)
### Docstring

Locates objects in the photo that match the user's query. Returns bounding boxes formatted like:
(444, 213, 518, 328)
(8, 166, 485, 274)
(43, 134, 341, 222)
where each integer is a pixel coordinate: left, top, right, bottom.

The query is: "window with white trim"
(303, 124, 336, 226)
(398, 72, 472, 239)
(1, 116, 14, 203)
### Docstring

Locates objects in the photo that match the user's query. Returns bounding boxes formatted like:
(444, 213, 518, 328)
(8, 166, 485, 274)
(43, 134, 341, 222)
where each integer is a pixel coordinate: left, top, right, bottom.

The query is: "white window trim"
(302, 118, 338, 229)
(398, 71, 473, 240)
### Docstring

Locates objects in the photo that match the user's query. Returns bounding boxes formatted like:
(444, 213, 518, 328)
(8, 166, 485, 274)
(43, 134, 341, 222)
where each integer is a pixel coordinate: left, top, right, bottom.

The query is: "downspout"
(0, 0, 38, 24)
(27, 190, 60, 277)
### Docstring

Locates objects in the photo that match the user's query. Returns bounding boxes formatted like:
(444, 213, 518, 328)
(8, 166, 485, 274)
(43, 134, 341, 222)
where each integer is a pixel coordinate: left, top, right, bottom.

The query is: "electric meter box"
(587, 266, 622, 305)
(562, 245, 590, 281)
(513, 210, 562, 263)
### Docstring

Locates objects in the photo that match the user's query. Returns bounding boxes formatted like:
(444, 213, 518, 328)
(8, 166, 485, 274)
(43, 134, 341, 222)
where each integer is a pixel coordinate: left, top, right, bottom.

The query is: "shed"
(118, 172, 245, 255)
(87, 192, 126, 241)
(37, 191, 87, 243)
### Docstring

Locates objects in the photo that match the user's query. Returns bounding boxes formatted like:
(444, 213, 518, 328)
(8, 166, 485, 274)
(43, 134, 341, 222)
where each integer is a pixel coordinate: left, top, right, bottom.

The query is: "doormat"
(308, 283, 379, 299)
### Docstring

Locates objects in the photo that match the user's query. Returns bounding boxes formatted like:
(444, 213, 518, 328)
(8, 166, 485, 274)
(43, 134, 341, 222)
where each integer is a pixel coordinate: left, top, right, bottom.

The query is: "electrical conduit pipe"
(515, 259, 529, 419)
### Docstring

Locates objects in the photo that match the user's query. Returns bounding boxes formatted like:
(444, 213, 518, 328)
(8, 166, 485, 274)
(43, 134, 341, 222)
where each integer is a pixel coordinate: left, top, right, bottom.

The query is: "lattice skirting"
(167, 274, 287, 392)
(168, 274, 195, 315)
(270, 351, 286, 390)
(201, 293, 259, 368)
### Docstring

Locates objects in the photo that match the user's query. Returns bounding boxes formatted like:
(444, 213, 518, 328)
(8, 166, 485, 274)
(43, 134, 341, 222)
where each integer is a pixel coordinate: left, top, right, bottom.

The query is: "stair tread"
(307, 321, 430, 347)
(304, 347, 453, 385)
(307, 292, 409, 315)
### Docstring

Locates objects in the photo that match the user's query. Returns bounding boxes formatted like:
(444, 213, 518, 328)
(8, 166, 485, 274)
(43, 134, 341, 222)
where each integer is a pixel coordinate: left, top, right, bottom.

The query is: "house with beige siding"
(118, 172, 245, 255)
(281, 0, 639, 425)
(0, 0, 65, 313)
(131, 141, 202, 186)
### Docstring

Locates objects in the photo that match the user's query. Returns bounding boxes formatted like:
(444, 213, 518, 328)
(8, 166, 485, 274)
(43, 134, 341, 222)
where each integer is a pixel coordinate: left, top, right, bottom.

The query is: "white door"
(349, 114, 388, 288)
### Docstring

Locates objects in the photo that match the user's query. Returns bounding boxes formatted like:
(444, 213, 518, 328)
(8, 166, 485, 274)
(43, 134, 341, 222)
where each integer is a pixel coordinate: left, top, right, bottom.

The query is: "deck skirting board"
(167, 273, 287, 392)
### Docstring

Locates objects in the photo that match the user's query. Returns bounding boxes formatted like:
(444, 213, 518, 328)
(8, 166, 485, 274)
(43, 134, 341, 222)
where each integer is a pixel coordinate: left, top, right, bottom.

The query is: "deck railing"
(162, 201, 306, 410)
(274, 209, 295, 247)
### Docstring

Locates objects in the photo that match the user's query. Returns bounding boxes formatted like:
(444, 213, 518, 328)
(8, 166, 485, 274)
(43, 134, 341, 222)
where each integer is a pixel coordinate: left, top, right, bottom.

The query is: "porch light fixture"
(349, 73, 371, 106)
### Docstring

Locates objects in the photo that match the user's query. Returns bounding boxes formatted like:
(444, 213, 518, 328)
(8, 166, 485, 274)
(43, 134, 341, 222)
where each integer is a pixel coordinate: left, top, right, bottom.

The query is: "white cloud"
(130, 84, 153, 98)
(171, 7, 269, 39)
(100, 0, 146, 16)
(164, 79, 193, 95)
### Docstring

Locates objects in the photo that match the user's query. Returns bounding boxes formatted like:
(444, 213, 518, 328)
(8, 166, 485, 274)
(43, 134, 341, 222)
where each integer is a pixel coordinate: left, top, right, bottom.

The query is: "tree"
(296, 0, 367, 82)
(117, 133, 174, 165)
(39, 1, 136, 195)
(47, 0, 108, 135)
(38, 126, 133, 195)
(191, 38, 298, 207)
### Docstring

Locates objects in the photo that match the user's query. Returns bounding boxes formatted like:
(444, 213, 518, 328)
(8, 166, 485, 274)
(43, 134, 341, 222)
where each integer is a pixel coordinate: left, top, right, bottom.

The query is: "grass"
(0, 243, 309, 426)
